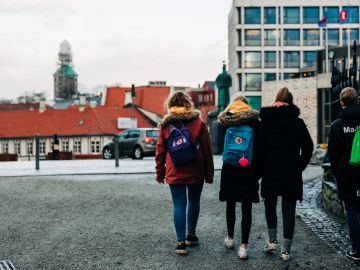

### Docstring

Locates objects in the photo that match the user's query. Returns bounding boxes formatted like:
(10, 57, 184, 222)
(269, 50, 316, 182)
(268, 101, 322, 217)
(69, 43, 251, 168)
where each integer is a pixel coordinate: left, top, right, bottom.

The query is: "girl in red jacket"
(155, 91, 214, 255)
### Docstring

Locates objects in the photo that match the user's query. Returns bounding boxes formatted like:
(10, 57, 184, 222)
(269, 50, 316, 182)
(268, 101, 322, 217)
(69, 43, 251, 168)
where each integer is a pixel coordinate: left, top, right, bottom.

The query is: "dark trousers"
(344, 200, 360, 251)
(264, 196, 297, 240)
(226, 201, 252, 244)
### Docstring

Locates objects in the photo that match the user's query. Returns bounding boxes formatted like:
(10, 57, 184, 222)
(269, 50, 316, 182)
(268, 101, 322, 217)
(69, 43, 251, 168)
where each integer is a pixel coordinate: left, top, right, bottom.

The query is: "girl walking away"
(218, 95, 260, 259)
(155, 91, 214, 255)
(258, 87, 313, 261)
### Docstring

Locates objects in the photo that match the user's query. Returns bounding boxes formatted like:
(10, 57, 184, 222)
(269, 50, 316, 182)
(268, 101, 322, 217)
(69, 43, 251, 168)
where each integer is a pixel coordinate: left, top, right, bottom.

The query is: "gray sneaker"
(264, 241, 278, 252)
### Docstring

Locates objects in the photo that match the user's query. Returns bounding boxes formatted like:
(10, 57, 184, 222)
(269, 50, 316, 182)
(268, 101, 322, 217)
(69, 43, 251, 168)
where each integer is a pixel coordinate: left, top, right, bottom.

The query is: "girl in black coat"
(218, 95, 260, 259)
(258, 87, 313, 261)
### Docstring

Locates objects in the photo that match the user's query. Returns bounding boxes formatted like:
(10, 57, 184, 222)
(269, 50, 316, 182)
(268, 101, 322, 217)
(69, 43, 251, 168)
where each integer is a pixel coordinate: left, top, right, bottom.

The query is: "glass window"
(245, 30, 261, 46)
(117, 130, 129, 140)
(323, 29, 339, 46)
(245, 74, 262, 91)
(264, 7, 276, 24)
(348, 6, 359, 23)
(245, 52, 262, 68)
(343, 29, 359, 46)
(246, 96, 262, 110)
(284, 7, 300, 24)
(129, 130, 140, 138)
(303, 29, 320, 46)
(2, 141, 9, 153)
(245, 7, 261, 24)
(40, 140, 46, 155)
(324, 7, 339, 23)
(303, 51, 317, 68)
(74, 139, 81, 154)
(237, 74, 242, 91)
(284, 51, 300, 68)
(15, 141, 21, 155)
(237, 29, 242, 46)
(237, 52, 242, 68)
(284, 73, 300, 80)
(237, 7, 241, 24)
(303, 7, 319, 23)
(146, 130, 160, 138)
(62, 140, 69, 152)
(265, 51, 277, 68)
(27, 141, 33, 155)
(91, 140, 100, 153)
(284, 29, 300, 46)
(264, 73, 277, 81)
(264, 29, 278, 46)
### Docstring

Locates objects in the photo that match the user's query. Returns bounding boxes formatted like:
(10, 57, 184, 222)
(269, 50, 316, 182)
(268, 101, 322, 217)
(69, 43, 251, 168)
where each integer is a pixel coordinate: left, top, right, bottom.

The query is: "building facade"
(54, 40, 78, 100)
(228, 0, 360, 108)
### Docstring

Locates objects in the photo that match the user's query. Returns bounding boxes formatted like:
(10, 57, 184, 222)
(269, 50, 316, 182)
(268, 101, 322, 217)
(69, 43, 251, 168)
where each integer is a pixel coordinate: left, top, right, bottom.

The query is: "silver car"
(102, 128, 160, 159)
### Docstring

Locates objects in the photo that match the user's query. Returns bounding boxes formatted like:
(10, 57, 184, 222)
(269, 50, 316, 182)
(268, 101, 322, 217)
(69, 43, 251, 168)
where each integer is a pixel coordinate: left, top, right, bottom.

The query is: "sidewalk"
(0, 156, 224, 177)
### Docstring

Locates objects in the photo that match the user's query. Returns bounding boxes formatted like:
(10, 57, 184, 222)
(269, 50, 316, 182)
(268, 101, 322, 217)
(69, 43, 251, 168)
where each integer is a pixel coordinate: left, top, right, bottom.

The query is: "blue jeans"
(169, 181, 204, 242)
(344, 200, 360, 251)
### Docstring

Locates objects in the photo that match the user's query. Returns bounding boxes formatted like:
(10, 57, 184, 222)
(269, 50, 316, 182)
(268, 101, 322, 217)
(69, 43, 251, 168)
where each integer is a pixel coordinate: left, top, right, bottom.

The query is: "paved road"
(0, 170, 357, 270)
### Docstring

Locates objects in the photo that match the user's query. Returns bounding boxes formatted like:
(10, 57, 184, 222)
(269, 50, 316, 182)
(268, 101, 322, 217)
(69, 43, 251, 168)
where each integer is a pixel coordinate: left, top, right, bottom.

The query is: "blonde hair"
(165, 91, 193, 110)
(340, 87, 359, 106)
(275, 87, 293, 104)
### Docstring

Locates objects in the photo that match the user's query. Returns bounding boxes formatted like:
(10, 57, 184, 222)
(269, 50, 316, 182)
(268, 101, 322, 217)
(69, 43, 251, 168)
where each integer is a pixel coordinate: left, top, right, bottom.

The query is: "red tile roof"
(0, 106, 153, 139)
(105, 86, 170, 116)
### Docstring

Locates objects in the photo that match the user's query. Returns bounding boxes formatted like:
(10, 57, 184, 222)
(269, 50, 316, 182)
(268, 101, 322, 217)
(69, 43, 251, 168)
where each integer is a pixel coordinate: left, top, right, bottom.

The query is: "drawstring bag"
(350, 130, 360, 166)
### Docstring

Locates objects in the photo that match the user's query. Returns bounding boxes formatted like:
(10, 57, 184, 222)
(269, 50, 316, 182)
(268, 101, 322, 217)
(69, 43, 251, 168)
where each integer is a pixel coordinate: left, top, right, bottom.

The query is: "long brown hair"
(165, 91, 193, 110)
(275, 87, 293, 105)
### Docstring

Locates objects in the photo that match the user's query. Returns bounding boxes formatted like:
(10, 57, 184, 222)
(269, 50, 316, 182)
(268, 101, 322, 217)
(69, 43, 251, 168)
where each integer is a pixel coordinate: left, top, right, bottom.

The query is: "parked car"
(102, 128, 160, 159)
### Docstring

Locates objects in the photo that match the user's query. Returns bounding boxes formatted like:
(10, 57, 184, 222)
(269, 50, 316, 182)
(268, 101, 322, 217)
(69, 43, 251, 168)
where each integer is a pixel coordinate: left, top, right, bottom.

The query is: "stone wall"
(262, 77, 318, 143)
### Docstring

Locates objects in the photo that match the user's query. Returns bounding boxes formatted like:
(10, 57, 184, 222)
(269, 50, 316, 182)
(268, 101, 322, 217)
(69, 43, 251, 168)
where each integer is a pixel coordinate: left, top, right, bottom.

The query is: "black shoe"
(176, 242, 188, 255)
(186, 234, 199, 246)
(346, 250, 360, 261)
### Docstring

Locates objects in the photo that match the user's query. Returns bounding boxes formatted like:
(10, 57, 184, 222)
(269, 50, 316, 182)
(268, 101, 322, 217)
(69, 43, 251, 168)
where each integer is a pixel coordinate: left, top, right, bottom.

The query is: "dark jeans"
(264, 196, 297, 240)
(226, 201, 252, 244)
(344, 200, 360, 251)
(169, 181, 204, 242)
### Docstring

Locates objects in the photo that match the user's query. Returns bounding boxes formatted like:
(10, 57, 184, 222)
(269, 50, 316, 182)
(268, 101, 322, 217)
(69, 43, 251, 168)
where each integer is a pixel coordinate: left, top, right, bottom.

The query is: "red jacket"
(155, 111, 214, 185)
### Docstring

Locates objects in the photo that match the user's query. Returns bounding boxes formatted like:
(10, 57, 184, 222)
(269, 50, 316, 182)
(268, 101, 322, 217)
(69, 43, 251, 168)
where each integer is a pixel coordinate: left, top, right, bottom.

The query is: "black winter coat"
(218, 108, 260, 203)
(328, 104, 360, 201)
(258, 105, 314, 200)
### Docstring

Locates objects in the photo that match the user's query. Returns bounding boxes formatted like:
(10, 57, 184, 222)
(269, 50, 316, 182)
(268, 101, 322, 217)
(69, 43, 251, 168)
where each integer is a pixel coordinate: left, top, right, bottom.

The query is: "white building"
(228, 0, 360, 109)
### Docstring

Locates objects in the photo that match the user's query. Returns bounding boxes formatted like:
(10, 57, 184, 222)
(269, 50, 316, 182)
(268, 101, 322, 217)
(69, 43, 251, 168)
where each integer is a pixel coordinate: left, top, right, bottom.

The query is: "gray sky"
(0, 0, 231, 100)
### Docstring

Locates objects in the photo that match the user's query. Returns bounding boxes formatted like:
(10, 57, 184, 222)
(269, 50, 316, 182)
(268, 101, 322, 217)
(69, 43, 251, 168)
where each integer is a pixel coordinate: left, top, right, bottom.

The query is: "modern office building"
(228, 0, 360, 109)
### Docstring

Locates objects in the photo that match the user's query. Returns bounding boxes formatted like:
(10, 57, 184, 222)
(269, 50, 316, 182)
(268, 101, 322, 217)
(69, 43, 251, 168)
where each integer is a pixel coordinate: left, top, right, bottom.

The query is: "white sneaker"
(280, 252, 291, 261)
(264, 241, 278, 252)
(224, 236, 234, 249)
(238, 246, 249, 259)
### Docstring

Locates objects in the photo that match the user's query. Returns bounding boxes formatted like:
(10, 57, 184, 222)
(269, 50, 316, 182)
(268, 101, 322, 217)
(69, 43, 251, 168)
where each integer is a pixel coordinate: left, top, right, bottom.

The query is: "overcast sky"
(0, 0, 231, 100)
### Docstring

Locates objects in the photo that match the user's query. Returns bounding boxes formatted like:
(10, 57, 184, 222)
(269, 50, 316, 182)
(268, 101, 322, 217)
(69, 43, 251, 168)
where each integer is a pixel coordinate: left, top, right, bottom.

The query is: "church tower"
(53, 40, 78, 100)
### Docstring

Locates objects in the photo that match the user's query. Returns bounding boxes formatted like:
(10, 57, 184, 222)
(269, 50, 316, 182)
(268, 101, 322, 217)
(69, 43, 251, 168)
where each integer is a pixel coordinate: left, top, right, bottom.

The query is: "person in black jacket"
(258, 87, 313, 261)
(218, 95, 260, 259)
(328, 87, 360, 261)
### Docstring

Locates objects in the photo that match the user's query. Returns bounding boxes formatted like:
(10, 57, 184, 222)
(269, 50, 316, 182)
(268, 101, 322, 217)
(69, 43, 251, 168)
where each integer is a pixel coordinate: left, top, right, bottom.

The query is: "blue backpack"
(223, 125, 254, 167)
(167, 122, 200, 167)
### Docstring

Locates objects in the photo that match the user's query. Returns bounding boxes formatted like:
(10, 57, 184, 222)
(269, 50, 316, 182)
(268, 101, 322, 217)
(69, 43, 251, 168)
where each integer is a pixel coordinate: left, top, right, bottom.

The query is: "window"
(246, 96, 262, 110)
(284, 29, 300, 46)
(40, 140, 46, 155)
(303, 51, 317, 68)
(348, 6, 359, 23)
(343, 29, 359, 46)
(324, 7, 339, 23)
(237, 74, 242, 91)
(264, 29, 278, 46)
(303, 29, 320, 46)
(264, 7, 276, 24)
(15, 141, 21, 155)
(284, 51, 300, 68)
(245, 29, 261, 46)
(245, 73, 262, 91)
(117, 130, 129, 139)
(146, 130, 160, 138)
(74, 139, 81, 154)
(284, 73, 300, 80)
(237, 7, 241, 24)
(129, 130, 140, 138)
(264, 73, 277, 81)
(323, 29, 339, 46)
(91, 140, 100, 154)
(244, 7, 261, 24)
(62, 140, 69, 152)
(264, 51, 277, 68)
(237, 52, 242, 68)
(284, 7, 300, 24)
(1, 141, 9, 153)
(237, 29, 241, 46)
(27, 141, 33, 155)
(245, 52, 262, 68)
(303, 7, 319, 23)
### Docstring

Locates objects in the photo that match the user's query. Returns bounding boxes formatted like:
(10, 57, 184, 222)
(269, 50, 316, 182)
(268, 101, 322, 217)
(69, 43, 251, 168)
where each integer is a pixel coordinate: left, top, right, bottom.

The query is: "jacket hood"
(340, 104, 360, 125)
(218, 107, 259, 127)
(158, 108, 200, 128)
(260, 104, 300, 128)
